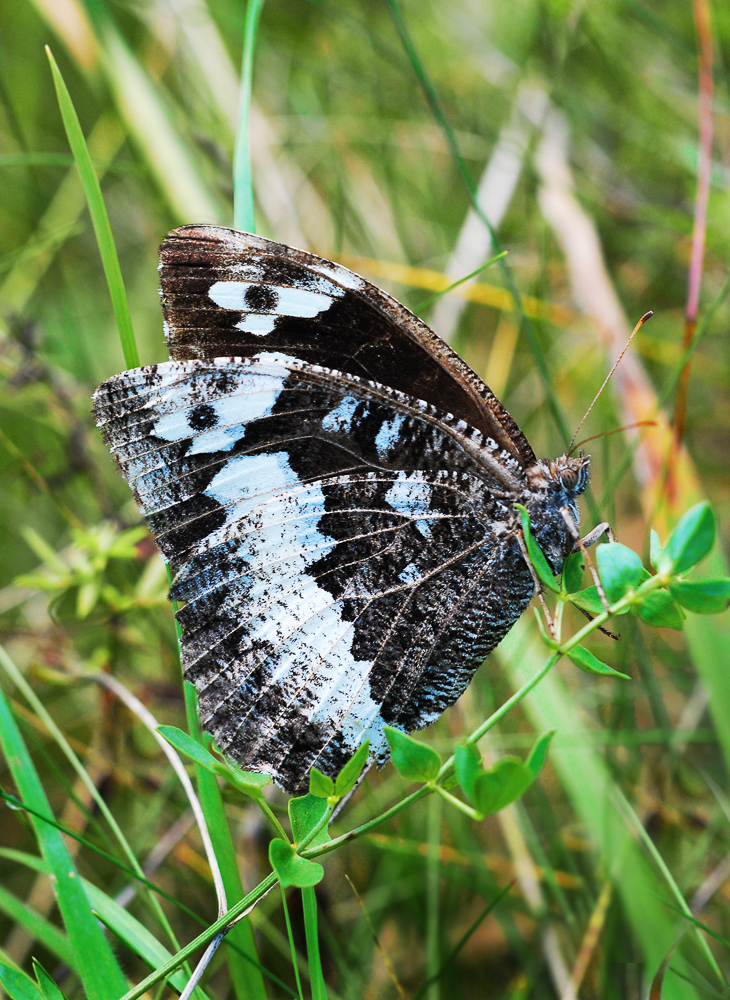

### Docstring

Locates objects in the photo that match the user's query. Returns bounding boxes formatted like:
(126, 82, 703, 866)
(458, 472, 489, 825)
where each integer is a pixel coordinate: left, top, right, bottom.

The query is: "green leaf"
(515, 504, 559, 592)
(156, 725, 223, 772)
(32, 962, 67, 1000)
(384, 726, 441, 782)
(566, 645, 630, 679)
(269, 839, 323, 888)
(289, 794, 330, 850)
(472, 759, 533, 816)
(664, 503, 715, 573)
(562, 552, 584, 595)
(0, 963, 43, 1000)
(224, 762, 271, 795)
(156, 726, 270, 797)
(636, 590, 684, 630)
(570, 586, 605, 615)
(308, 768, 335, 799)
(454, 742, 481, 801)
(669, 578, 730, 614)
(525, 730, 556, 779)
(334, 739, 371, 797)
(649, 528, 663, 571)
(596, 543, 643, 603)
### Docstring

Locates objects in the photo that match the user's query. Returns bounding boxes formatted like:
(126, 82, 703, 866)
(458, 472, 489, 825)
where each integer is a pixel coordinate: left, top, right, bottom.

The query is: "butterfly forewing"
(160, 226, 536, 468)
(93, 353, 537, 790)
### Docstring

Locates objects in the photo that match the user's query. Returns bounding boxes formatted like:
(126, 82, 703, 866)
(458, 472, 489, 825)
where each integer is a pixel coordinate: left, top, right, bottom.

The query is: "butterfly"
(93, 225, 590, 792)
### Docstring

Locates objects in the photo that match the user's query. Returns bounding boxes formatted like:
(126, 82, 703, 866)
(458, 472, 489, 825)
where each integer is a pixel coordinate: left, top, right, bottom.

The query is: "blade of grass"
(415, 252, 508, 312)
(183, 682, 269, 1000)
(0, 885, 74, 967)
(301, 887, 327, 1000)
(499, 619, 710, 997)
(385, 0, 570, 446)
(45, 46, 138, 370)
(84, 882, 210, 999)
(279, 886, 304, 1000)
(0, 681, 128, 1000)
(233, 0, 266, 232)
(0, 645, 182, 957)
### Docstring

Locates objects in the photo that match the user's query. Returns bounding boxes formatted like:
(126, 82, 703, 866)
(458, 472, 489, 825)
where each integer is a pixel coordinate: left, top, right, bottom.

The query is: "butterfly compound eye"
(560, 467, 579, 491)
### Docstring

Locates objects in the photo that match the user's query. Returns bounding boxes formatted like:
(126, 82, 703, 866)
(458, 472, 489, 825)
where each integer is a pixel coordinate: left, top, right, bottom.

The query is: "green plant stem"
(233, 0, 266, 232)
(296, 804, 335, 852)
(431, 785, 480, 821)
(120, 874, 279, 1000)
(279, 886, 304, 1000)
(305, 651, 560, 859)
(301, 887, 327, 1000)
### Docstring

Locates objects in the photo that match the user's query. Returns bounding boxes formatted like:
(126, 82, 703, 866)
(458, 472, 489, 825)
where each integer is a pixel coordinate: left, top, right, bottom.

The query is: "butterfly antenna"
(568, 311, 653, 455)
(572, 420, 658, 453)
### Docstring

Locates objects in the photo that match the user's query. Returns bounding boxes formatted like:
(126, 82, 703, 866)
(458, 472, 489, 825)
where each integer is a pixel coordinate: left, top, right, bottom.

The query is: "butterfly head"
(526, 451, 590, 499)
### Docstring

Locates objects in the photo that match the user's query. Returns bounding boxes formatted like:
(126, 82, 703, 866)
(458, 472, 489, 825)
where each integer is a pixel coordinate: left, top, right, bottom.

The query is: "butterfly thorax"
(521, 453, 590, 575)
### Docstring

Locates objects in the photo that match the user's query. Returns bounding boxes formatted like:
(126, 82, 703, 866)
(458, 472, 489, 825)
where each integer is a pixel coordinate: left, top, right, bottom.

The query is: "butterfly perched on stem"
(93, 226, 589, 792)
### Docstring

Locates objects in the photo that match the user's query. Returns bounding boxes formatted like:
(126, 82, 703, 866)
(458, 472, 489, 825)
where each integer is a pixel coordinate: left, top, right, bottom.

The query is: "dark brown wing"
(160, 225, 536, 467)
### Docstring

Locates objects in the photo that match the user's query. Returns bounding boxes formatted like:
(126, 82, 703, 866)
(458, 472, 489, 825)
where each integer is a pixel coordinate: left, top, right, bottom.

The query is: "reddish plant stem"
(672, 0, 714, 458)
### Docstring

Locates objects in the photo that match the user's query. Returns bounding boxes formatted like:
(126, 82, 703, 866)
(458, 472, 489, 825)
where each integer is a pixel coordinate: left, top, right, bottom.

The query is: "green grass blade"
(0, 884, 74, 967)
(233, 0, 266, 232)
(301, 887, 327, 1000)
(183, 683, 269, 1000)
(83, 882, 209, 999)
(45, 46, 138, 370)
(0, 679, 128, 1000)
(384, 0, 570, 447)
(0, 645, 183, 956)
(500, 620, 714, 995)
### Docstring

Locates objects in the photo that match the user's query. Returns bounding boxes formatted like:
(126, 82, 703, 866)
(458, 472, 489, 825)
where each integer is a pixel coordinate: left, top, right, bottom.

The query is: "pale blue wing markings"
(194, 520, 492, 738)
(236, 535, 496, 767)
(306, 547, 501, 771)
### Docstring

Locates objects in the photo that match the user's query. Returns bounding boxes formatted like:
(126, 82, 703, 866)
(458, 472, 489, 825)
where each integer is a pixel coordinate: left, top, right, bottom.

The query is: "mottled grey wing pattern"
(159, 226, 536, 468)
(93, 353, 536, 791)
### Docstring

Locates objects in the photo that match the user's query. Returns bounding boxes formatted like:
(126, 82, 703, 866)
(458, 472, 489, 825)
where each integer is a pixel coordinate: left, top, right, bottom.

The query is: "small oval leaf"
(649, 528, 663, 571)
(562, 552, 585, 595)
(525, 730, 556, 780)
(636, 590, 684, 630)
(269, 838, 324, 887)
(473, 759, 533, 816)
(454, 742, 481, 802)
(664, 503, 715, 573)
(669, 578, 730, 615)
(157, 726, 225, 773)
(334, 739, 371, 797)
(566, 644, 630, 678)
(384, 726, 441, 782)
(309, 768, 335, 799)
(289, 794, 330, 849)
(515, 504, 560, 593)
(596, 543, 643, 603)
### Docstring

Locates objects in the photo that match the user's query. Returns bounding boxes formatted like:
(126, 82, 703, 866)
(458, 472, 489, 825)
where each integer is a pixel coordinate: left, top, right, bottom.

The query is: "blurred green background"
(1, 0, 729, 998)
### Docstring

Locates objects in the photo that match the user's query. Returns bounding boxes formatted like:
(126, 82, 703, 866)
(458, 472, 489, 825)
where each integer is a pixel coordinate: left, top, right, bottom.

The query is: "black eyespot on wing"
(244, 284, 278, 311)
(189, 403, 219, 431)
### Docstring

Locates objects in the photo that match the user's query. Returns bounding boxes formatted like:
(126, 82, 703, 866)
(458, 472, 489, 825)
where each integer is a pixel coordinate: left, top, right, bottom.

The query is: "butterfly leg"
(560, 509, 613, 612)
(516, 530, 557, 640)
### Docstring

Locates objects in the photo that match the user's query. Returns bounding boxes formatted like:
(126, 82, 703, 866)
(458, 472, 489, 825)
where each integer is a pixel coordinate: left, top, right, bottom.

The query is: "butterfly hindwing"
(93, 353, 536, 790)
(160, 225, 536, 467)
